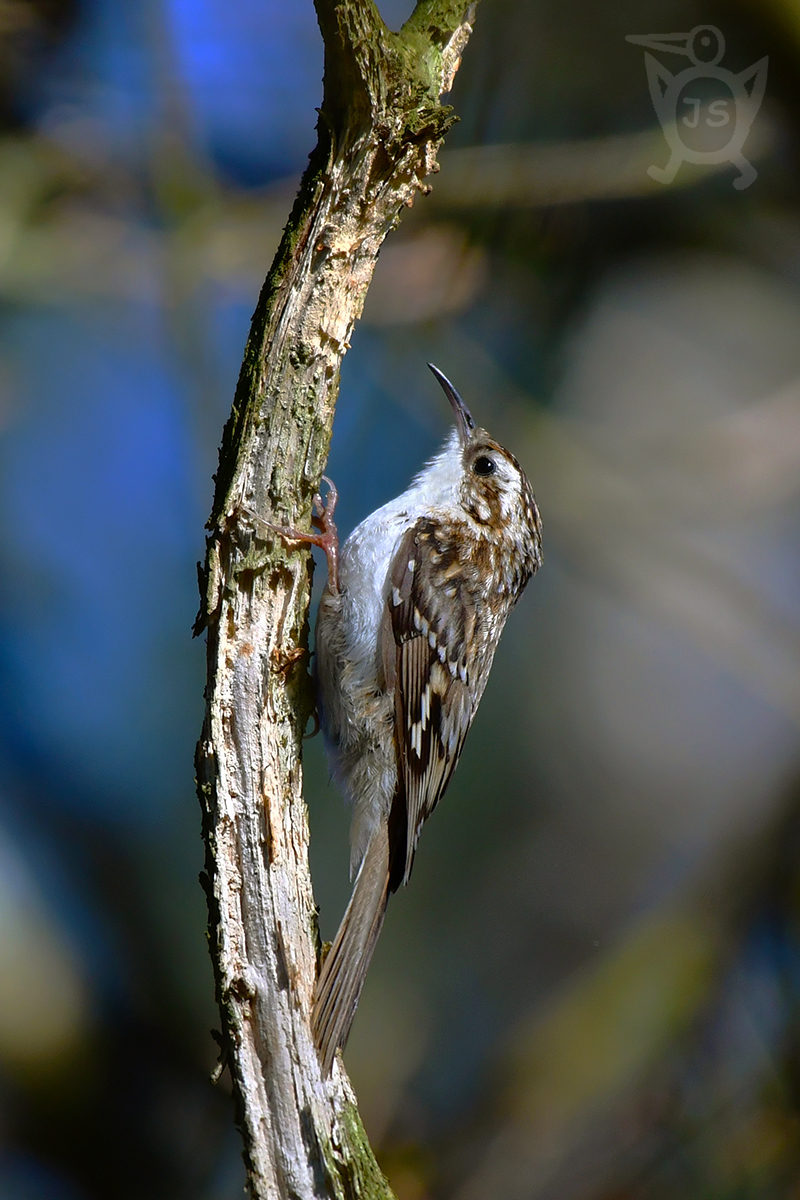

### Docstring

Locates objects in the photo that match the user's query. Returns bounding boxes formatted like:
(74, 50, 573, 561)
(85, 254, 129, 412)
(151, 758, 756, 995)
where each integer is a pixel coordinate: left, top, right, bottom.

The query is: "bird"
(275, 364, 542, 1074)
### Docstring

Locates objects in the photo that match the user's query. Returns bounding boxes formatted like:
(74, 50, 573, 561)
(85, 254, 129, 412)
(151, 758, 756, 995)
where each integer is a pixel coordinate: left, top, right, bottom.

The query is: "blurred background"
(2, 0, 800, 1197)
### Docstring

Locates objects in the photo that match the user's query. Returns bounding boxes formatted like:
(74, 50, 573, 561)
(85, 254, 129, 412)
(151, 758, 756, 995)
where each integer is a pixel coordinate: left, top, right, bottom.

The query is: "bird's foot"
(647, 162, 680, 184)
(249, 476, 341, 593)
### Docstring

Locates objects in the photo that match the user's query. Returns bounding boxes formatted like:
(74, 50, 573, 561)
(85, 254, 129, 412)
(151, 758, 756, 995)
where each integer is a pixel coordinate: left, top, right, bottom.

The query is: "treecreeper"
(274, 364, 543, 1074)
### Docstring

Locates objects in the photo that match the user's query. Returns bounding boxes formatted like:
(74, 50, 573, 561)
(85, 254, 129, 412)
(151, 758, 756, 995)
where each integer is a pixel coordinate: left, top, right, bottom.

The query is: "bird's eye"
(472, 455, 496, 476)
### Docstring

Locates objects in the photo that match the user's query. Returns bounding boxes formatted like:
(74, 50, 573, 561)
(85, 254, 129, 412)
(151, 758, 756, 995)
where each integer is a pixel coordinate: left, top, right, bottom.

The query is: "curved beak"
(427, 363, 475, 445)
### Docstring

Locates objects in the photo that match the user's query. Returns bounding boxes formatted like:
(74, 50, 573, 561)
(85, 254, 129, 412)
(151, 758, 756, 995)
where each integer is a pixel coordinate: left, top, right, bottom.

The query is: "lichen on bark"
(194, 2, 479, 1196)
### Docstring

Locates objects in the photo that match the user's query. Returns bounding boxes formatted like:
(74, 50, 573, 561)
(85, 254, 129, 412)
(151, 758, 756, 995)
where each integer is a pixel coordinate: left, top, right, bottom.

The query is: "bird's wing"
(735, 56, 768, 124)
(644, 53, 674, 125)
(383, 518, 478, 888)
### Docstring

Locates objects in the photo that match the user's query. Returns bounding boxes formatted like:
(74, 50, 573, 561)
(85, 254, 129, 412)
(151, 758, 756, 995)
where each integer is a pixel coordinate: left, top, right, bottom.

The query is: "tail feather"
(312, 828, 390, 1074)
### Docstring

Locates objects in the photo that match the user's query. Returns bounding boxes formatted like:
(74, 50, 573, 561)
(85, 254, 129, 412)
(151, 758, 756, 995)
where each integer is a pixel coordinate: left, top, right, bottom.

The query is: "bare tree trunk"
(193, 3, 479, 1196)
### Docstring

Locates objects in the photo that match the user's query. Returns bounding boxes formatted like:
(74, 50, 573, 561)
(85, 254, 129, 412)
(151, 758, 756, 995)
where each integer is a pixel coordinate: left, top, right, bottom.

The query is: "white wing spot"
(392, 587, 401, 607)
(408, 559, 415, 572)
(410, 722, 422, 757)
(420, 683, 431, 729)
(429, 631, 437, 650)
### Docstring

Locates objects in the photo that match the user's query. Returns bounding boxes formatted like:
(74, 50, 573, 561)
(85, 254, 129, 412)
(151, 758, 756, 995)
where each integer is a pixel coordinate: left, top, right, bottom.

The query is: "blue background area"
(2, 1, 800, 1198)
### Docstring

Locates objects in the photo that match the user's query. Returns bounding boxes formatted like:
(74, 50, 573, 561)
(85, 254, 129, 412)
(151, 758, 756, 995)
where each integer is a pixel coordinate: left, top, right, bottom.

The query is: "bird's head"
(427, 363, 542, 557)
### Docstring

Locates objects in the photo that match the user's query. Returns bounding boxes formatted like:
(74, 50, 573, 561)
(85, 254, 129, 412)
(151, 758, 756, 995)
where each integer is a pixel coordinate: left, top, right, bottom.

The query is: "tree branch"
(193, 2, 479, 1196)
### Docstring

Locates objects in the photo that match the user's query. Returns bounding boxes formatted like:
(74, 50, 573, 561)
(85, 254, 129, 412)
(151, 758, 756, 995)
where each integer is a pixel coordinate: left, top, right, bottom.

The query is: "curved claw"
(312, 476, 339, 526)
(256, 476, 341, 594)
(304, 709, 321, 739)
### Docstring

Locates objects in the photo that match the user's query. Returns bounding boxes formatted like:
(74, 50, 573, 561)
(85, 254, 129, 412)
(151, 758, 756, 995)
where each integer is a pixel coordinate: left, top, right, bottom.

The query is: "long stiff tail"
(312, 826, 390, 1074)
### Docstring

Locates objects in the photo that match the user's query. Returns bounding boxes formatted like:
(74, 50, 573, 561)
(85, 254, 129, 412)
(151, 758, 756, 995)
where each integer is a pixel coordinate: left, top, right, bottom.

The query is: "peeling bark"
(193, 2, 480, 1196)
